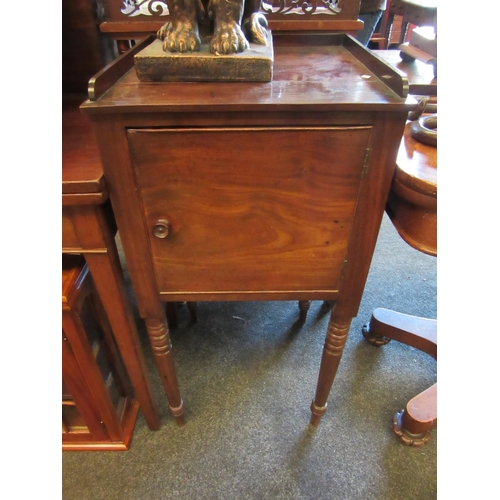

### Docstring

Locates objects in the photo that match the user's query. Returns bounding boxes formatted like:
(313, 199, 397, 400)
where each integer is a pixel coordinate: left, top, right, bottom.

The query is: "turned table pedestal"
(363, 115, 437, 446)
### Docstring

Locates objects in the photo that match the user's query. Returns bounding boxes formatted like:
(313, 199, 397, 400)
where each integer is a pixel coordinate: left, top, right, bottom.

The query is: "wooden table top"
(62, 95, 105, 195)
(373, 50, 436, 96)
(395, 117, 437, 197)
(373, 51, 437, 195)
(82, 35, 416, 115)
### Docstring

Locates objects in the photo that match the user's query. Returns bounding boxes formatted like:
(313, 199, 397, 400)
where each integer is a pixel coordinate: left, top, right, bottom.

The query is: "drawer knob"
(153, 219, 171, 239)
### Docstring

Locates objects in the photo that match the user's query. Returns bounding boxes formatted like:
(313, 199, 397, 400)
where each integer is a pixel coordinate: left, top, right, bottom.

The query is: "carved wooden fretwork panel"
(118, 0, 344, 18)
(121, 0, 169, 17)
(101, 0, 359, 24)
(261, 0, 342, 17)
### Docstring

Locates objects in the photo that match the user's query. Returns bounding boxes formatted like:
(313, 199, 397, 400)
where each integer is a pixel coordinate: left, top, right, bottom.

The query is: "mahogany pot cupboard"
(81, 33, 416, 426)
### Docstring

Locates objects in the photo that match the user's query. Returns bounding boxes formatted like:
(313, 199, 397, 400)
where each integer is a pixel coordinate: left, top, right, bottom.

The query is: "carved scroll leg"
(310, 317, 352, 426)
(145, 317, 185, 426)
(393, 383, 437, 447)
(298, 300, 311, 323)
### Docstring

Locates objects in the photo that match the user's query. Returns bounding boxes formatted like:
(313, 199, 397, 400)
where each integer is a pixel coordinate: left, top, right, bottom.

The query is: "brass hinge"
(361, 147, 371, 179)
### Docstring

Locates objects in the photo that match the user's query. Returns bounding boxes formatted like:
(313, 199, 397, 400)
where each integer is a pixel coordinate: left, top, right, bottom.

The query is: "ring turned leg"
(145, 317, 185, 426)
(310, 316, 352, 426)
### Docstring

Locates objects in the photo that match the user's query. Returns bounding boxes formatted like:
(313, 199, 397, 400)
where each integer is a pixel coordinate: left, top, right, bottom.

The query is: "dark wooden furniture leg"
(362, 308, 436, 446)
(71, 207, 161, 431)
(310, 314, 352, 425)
(166, 302, 198, 328)
(298, 300, 311, 322)
(145, 316, 185, 426)
(165, 302, 179, 329)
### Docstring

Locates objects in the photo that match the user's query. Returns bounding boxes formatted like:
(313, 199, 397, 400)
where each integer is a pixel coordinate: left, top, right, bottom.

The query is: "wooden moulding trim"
(391, 177, 437, 206)
(62, 400, 139, 451)
(99, 20, 363, 34)
(62, 191, 108, 206)
(343, 37, 410, 98)
(82, 102, 414, 115)
(88, 36, 155, 101)
(62, 248, 109, 254)
(267, 20, 363, 31)
(61, 178, 106, 196)
(99, 21, 164, 34)
(159, 290, 339, 302)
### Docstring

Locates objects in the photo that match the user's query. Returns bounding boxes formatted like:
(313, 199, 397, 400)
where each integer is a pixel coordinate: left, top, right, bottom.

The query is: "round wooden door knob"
(153, 219, 171, 239)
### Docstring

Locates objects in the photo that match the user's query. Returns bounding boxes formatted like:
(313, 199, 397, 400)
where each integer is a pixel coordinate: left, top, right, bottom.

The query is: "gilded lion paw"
(160, 22, 201, 53)
(210, 21, 249, 55)
(157, 22, 172, 41)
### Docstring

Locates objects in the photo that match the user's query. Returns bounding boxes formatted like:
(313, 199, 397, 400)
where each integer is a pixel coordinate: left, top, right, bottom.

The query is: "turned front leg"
(146, 317, 185, 426)
(310, 316, 352, 425)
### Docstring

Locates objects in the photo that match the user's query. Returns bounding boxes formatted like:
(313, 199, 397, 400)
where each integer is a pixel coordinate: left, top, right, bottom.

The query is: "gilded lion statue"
(158, 0, 268, 55)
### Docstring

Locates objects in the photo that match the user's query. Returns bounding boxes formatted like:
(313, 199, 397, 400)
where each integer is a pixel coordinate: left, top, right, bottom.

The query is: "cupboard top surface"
(82, 35, 416, 115)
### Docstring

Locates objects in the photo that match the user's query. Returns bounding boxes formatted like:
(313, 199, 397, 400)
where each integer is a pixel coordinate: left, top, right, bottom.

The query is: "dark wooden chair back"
(63, 0, 118, 92)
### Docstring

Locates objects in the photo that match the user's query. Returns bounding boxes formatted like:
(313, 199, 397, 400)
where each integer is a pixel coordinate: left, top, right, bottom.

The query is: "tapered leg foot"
(310, 316, 352, 425)
(310, 401, 327, 426)
(169, 401, 186, 427)
(146, 317, 185, 425)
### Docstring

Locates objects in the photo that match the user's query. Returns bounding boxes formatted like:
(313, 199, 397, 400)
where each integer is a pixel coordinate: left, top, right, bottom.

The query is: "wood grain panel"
(128, 126, 371, 295)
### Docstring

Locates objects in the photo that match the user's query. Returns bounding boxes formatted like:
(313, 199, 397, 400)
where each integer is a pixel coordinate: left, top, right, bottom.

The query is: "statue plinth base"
(134, 31, 273, 83)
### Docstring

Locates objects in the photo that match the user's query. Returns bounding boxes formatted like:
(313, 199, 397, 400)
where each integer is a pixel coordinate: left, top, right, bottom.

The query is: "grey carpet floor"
(62, 213, 437, 499)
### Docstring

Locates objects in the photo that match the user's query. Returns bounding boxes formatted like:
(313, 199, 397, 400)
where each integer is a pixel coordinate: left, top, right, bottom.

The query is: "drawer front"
(127, 127, 372, 295)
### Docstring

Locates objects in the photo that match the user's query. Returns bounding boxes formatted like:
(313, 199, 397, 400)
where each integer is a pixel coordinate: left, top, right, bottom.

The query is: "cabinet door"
(127, 126, 372, 297)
